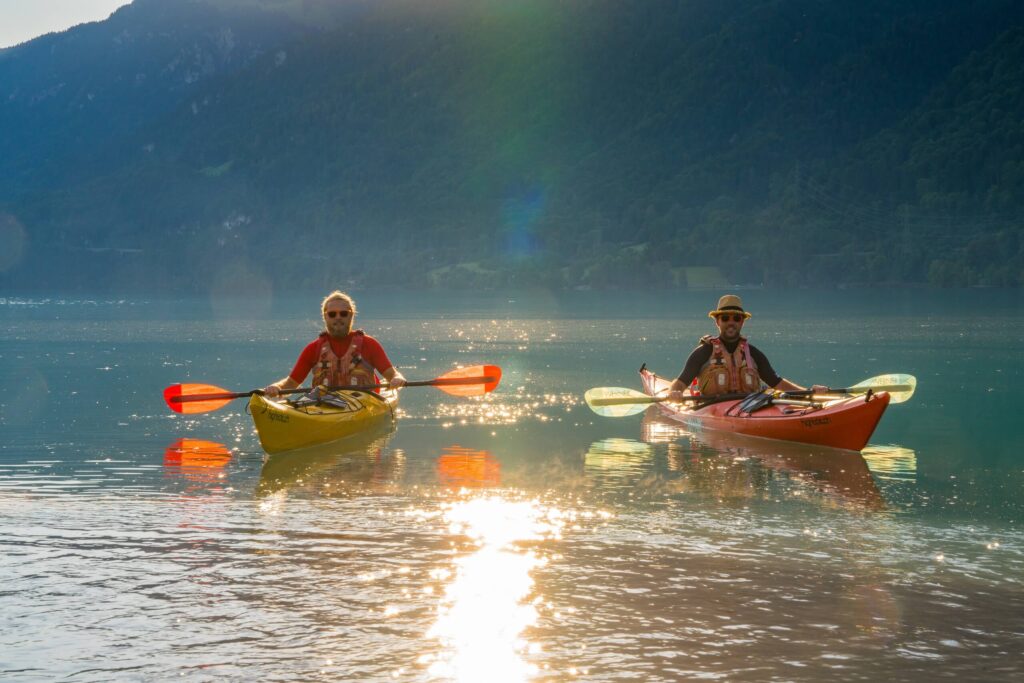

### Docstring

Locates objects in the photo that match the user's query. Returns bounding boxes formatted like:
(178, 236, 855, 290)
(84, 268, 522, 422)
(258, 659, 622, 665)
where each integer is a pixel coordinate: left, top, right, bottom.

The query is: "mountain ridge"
(1, 0, 1022, 291)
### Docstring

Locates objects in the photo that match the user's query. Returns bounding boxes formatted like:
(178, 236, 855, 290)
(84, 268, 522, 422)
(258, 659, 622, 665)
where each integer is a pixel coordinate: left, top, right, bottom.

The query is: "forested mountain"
(1, 0, 1022, 292)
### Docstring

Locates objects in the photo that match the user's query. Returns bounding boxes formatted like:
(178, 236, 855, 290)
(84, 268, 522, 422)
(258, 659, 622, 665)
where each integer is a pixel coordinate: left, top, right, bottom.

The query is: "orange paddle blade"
(432, 365, 502, 397)
(163, 383, 237, 414)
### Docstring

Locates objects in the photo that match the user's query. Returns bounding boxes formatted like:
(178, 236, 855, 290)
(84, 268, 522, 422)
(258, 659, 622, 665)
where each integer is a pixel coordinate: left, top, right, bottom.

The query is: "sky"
(0, 0, 132, 49)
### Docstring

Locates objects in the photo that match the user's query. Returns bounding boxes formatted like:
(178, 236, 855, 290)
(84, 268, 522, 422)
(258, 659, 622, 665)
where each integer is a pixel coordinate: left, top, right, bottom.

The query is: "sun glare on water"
(424, 496, 565, 681)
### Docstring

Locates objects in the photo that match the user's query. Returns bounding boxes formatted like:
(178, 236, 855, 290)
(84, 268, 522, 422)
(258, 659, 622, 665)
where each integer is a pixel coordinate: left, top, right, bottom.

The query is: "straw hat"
(708, 294, 752, 319)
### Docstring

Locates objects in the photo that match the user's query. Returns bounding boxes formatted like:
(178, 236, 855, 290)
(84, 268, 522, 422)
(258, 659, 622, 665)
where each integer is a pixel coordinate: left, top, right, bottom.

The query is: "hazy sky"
(0, 0, 132, 49)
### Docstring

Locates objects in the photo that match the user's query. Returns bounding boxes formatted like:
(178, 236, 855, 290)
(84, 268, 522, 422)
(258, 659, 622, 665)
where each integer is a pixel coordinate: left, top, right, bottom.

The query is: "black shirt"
(676, 339, 782, 388)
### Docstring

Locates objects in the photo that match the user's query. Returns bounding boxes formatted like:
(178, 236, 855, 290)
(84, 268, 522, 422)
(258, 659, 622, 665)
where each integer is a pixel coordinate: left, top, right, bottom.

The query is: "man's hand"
(809, 384, 830, 395)
(388, 375, 407, 389)
(263, 384, 281, 398)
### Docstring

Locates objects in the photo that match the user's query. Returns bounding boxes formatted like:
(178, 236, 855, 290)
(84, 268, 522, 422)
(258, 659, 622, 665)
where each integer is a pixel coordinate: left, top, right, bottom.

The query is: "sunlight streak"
(426, 497, 564, 681)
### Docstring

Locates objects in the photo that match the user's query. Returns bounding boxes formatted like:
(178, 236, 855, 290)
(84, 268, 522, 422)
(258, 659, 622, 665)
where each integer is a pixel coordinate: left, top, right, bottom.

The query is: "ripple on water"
(3, 305, 1024, 679)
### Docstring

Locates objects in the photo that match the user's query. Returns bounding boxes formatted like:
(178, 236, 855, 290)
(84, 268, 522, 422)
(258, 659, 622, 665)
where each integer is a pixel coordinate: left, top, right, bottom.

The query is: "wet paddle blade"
(431, 365, 502, 397)
(850, 373, 917, 404)
(584, 387, 655, 417)
(163, 383, 236, 414)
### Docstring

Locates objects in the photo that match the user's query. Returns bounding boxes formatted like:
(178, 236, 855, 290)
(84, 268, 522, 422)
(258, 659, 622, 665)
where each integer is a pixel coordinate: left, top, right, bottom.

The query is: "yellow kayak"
(248, 388, 398, 454)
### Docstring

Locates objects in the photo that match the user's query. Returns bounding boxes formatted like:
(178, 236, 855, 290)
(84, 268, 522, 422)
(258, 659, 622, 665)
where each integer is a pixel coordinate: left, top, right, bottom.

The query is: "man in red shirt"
(263, 291, 406, 397)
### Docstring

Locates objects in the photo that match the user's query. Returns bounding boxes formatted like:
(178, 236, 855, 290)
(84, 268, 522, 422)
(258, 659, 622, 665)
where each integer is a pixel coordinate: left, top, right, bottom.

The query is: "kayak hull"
(249, 389, 398, 454)
(640, 368, 889, 451)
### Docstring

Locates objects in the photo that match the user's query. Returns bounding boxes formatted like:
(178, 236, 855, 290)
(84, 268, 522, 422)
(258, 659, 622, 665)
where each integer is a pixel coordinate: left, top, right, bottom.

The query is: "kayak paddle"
(584, 387, 748, 418)
(780, 373, 917, 404)
(163, 364, 502, 414)
(585, 373, 917, 418)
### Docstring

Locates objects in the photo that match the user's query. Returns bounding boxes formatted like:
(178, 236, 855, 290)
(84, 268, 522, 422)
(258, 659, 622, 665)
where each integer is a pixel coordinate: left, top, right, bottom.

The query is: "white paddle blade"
(851, 374, 917, 404)
(584, 387, 655, 417)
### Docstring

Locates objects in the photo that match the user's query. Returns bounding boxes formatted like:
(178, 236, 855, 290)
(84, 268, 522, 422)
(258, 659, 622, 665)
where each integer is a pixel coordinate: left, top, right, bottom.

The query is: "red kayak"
(640, 368, 890, 451)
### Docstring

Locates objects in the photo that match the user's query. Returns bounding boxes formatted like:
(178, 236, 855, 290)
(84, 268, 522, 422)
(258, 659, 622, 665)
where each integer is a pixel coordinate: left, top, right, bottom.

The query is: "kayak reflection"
(643, 411, 918, 485)
(584, 438, 654, 492)
(638, 410, 887, 510)
(257, 423, 400, 496)
(163, 438, 234, 485)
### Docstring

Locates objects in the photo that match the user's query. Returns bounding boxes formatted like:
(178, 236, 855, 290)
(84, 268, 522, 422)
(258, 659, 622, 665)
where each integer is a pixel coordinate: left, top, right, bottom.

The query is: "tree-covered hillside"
(1, 0, 1022, 292)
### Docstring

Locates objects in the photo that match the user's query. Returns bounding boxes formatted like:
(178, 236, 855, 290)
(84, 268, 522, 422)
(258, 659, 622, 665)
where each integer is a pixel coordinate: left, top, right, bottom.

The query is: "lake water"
(2, 289, 1023, 681)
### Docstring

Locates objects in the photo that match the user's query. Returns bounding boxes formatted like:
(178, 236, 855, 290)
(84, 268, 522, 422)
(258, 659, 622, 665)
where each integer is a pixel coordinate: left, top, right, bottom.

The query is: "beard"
(326, 319, 353, 338)
(719, 325, 741, 341)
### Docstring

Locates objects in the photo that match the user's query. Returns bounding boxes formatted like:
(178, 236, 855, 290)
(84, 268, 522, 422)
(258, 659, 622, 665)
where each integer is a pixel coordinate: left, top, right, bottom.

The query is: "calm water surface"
(1, 290, 1023, 681)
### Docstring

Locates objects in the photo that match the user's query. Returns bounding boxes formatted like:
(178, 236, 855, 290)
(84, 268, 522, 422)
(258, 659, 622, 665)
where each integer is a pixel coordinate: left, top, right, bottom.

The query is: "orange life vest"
(311, 330, 377, 387)
(697, 335, 761, 395)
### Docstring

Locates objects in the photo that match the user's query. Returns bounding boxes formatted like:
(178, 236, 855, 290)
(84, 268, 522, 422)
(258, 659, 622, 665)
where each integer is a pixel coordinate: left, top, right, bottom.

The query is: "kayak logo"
(800, 417, 831, 428)
(267, 412, 290, 423)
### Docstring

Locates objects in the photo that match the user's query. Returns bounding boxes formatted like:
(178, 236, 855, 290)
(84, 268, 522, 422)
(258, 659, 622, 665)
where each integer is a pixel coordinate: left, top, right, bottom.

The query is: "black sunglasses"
(326, 310, 352, 319)
(716, 314, 744, 323)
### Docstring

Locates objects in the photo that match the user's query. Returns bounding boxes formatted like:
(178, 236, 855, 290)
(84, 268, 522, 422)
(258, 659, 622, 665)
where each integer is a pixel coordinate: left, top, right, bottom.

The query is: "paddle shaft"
(781, 383, 910, 397)
(587, 392, 750, 408)
(774, 398, 823, 408)
(169, 375, 498, 404)
(403, 376, 498, 388)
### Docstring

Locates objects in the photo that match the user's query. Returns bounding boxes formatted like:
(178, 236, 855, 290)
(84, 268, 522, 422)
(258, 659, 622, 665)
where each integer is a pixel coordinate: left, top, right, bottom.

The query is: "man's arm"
(749, 346, 782, 387)
(263, 376, 299, 398)
(264, 342, 316, 396)
(667, 344, 712, 399)
(771, 377, 804, 392)
(382, 365, 407, 389)
(363, 337, 406, 388)
(750, 346, 827, 394)
(771, 378, 829, 394)
(750, 347, 827, 393)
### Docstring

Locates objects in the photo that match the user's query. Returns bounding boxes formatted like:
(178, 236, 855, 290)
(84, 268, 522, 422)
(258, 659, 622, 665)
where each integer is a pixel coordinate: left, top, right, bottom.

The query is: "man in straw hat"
(666, 294, 827, 400)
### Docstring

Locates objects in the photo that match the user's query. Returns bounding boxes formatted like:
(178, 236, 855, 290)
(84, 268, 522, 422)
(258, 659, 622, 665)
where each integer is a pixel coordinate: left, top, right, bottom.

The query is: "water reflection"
(163, 438, 233, 485)
(637, 411, 886, 510)
(584, 438, 654, 491)
(257, 424, 400, 496)
(437, 446, 502, 489)
(425, 496, 565, 682)
(639, 410, 690, 445)
(862, 445, 918, 482)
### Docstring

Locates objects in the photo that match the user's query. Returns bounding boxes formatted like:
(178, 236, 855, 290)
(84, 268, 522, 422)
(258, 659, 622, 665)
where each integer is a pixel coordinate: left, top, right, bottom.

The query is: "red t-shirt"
(289, 332, 394, 384)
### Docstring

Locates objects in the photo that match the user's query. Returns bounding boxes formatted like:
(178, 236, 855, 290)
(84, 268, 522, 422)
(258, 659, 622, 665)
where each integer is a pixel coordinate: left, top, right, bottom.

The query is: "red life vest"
(311, 330, 377, 387)
(697, 335, 761, 395)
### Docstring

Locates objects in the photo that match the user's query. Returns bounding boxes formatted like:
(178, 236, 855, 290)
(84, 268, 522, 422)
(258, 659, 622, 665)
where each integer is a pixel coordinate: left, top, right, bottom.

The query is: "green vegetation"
(1, 0, 1022, 292)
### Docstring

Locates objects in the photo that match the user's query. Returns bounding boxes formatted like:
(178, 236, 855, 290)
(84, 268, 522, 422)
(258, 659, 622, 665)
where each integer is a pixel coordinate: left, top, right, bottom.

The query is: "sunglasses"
(325, 310, 352, 319)
(716, 314, 744, 323)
